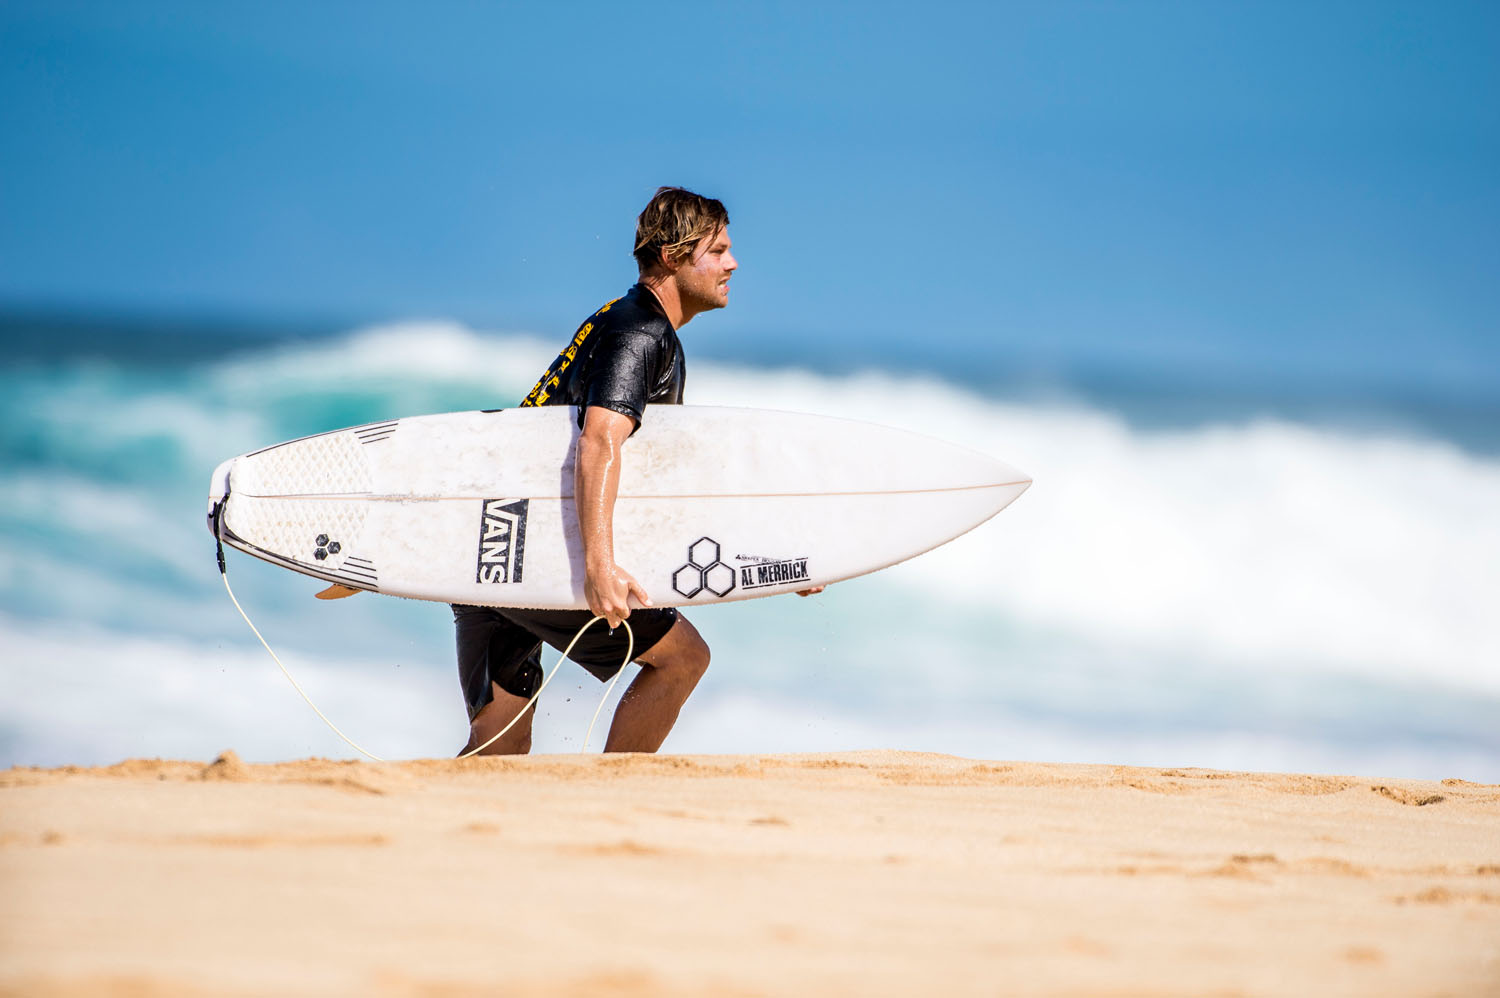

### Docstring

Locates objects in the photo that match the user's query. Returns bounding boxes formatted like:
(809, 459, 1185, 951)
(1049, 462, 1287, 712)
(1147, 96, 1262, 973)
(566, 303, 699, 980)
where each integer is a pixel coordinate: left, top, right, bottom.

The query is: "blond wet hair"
(633, 186, 729, 273)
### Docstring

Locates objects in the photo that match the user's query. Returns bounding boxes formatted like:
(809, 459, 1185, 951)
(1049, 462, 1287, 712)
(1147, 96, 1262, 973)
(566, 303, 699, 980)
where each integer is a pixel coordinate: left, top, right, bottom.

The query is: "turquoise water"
(4, 316, 1497, 779)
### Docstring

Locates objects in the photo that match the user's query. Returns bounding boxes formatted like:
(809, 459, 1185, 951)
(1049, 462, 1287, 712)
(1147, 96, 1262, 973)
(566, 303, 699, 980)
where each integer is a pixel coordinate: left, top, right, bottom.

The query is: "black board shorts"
(451, 604, 680, 721)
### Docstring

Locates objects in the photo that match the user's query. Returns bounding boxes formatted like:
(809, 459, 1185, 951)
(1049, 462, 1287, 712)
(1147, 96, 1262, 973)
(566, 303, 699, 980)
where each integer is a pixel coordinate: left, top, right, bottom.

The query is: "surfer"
(453, 187, 810, 755)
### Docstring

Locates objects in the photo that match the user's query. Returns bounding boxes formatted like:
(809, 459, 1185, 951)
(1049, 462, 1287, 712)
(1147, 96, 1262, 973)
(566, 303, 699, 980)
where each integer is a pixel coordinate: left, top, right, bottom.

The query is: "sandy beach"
(2, 750, 1497, 996)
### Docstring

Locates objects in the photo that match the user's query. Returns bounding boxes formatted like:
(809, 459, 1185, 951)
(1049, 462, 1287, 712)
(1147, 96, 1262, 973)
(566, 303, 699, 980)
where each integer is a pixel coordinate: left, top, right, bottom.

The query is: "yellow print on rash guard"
(520, 297, 621, 407)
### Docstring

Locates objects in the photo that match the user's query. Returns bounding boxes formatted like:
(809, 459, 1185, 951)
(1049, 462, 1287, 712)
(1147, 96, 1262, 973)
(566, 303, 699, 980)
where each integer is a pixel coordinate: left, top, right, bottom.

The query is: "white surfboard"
(207, 406, 1030, 609)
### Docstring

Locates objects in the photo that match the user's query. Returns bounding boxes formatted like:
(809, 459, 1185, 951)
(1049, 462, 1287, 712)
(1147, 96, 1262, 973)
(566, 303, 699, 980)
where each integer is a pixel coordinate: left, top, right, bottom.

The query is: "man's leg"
(461, 682, 536, 756)
(603, 615, 710, 753)
(453, 604, 544, 756)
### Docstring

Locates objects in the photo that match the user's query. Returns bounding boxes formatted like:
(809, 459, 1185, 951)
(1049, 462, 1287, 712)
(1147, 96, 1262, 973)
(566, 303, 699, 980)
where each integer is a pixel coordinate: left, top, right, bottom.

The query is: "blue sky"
(2, 2, 1496, 395)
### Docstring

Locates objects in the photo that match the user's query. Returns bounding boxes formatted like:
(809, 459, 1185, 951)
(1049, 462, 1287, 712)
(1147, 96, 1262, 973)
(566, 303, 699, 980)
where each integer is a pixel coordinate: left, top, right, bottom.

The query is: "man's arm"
(575, 405, 651, 628)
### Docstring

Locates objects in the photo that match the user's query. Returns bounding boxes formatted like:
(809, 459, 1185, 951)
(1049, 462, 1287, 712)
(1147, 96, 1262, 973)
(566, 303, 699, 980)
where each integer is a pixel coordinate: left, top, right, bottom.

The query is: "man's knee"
(642, 618, 710, 683)
(658, 641, 710, 683)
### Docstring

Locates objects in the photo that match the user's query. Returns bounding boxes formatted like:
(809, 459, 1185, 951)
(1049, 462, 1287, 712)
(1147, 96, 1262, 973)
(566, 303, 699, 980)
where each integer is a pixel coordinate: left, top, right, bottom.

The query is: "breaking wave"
(3, 321, 1496, 777)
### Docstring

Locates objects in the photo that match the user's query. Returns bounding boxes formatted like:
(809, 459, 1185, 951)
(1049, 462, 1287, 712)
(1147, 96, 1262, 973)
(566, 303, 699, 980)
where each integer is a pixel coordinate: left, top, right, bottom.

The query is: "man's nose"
(724, 252, 738, 272)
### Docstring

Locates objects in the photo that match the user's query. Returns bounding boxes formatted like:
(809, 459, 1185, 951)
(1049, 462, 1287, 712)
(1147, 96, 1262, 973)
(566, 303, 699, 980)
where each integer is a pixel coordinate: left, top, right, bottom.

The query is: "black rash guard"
(519, 283, 684, 426)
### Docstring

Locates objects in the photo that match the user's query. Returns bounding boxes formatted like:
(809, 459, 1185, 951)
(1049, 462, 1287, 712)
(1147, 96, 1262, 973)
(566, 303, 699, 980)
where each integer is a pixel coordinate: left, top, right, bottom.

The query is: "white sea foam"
(5, 321, 1498, 774)
(207, 321, 556, 398)
(2, 612, 677, 766)
(683, 361, 1500, 693)
(1, 614, 460, 766)
(4, 609, 1489, 780)
(3, 471, 207, 578)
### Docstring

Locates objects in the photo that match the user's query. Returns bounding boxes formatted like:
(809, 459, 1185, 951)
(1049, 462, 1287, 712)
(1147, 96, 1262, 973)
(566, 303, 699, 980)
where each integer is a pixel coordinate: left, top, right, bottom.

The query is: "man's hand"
(796, 585, 826, 597)
(585, 562, 651, 629)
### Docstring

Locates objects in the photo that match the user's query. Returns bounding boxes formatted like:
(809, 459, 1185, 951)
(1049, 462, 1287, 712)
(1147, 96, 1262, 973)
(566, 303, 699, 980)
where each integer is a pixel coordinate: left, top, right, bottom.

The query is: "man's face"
(673, 227, 737, 312)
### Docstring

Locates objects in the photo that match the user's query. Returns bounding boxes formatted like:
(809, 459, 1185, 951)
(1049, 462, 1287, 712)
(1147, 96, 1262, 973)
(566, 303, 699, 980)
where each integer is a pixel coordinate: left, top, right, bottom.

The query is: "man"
(451, 186, 734, 755)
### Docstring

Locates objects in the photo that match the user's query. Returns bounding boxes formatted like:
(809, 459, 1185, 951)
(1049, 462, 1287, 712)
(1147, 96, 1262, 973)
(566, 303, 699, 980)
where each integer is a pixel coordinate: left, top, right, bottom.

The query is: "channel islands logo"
(476, 499, 528, 584)
(672, 537, 736, 599)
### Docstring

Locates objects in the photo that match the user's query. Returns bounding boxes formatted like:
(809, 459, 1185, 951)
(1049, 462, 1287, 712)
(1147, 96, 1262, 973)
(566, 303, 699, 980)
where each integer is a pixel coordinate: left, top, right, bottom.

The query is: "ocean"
(3, 314, 1497, 780)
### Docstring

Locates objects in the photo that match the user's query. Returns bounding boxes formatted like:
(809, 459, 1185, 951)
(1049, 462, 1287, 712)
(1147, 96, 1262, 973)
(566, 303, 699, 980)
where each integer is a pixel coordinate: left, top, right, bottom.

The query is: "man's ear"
(657, 246, 676, 273)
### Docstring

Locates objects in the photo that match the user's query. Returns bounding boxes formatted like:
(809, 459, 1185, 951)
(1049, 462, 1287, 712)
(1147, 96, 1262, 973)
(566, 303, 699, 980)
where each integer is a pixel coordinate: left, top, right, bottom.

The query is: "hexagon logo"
(312, 533, 341, 561)
(671, 536, 735, 600)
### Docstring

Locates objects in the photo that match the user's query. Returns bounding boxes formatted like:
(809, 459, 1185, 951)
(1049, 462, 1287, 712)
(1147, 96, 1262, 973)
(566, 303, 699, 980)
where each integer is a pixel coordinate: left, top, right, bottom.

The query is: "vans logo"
(476, 498, 528, 584)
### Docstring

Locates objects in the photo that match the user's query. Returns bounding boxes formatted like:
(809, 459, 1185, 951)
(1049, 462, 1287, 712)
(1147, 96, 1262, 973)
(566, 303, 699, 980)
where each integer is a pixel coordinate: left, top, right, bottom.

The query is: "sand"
(2, 750, 1497, 997)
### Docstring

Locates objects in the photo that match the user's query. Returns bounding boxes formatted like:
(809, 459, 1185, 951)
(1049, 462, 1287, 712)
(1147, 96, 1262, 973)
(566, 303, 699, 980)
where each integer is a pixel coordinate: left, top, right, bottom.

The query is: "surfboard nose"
(206, 458, 234, 537)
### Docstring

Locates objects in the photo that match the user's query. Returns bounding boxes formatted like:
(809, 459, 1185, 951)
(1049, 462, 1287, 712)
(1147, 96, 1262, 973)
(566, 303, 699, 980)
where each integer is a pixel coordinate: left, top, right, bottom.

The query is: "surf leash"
(212, 496, 634, 761)
(213, 495, 388, 761)
(457, 615, 632, 759)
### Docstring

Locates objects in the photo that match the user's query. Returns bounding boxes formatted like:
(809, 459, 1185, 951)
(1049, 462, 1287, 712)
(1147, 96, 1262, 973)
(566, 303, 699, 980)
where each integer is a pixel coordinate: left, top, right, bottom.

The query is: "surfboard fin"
(314, 584, 362, 600)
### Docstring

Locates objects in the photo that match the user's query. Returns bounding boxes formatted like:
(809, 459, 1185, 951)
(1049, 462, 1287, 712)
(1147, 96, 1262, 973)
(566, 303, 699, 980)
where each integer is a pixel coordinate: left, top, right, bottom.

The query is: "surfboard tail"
(207, 457, 233, 538)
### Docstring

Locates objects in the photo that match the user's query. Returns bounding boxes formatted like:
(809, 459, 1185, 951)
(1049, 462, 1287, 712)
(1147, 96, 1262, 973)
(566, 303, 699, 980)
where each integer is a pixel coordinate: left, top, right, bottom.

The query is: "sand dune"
(3, 751, 1498, 996)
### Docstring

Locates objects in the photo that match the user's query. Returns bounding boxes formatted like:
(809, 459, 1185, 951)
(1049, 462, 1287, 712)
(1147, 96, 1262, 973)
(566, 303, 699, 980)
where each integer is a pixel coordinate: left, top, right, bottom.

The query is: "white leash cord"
(582, 643, 633, 753)
(458, 614, 633, 759)
(217, 529, 635, 760)
(221, 569, 387, 762)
